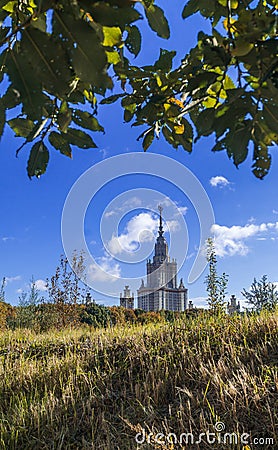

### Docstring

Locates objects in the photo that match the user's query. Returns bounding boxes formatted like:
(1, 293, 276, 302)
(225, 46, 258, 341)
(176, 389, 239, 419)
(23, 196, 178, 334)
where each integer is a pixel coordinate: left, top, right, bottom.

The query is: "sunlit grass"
(0, 311, 277, 449)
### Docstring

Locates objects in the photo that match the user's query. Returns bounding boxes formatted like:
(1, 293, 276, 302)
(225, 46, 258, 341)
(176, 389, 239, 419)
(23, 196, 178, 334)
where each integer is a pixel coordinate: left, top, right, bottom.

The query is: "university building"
(120, 285, 134, 309)
(137, 206, 188, 312)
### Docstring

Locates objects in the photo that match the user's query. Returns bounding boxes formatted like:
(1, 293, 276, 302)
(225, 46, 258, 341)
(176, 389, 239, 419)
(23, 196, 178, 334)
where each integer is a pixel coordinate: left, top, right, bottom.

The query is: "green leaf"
(162, 125, 179, 149)
(2, 1, 17, 13)
(145, 5, 170, 39)
(30, 15, 46, 32)
(53, 12, 109, 89)
(21, 28, 72, 98)
(0, 26, 9, 44)
(182, 0, 199, 19)
(106, 50, 121, 65)
(232, 39, 254, 57)
(177, 118, 193, 152)
(187, 72, 219, 92)
(100, 93, 126, 105)
(142, 0, 153, 7)
(223, 75, 236, 90)
(264, 104, 278, 135)
(5, 50, 46, 120)
(63, 128, 97, 149)
(8, 118, 34, 138)
(154, 49, 176, 72)
(217, 0, 238, 8)
(102, 26, 122, 47)
(27, 141, 49, 178)
(166, 117, 193, 152)
(48, 131, 72, 158)
(72, 110, 104, 132)
(252, 144, 271, 179)
(56, 101, 72, 133)
(125, 25, 141, 57)
(80, 2, 142, 29)
(195, 109, 215, 137)
(225, 123, 251, 166)
(0, 100, 6, 138)
(142, 128, 154, 151)
(1, 86, 21, 109)
(124, 108, 135, 122)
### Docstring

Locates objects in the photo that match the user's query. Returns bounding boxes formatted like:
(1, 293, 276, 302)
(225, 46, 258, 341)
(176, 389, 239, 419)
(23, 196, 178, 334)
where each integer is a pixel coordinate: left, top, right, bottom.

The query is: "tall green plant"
(205, 238, 228, 315)
(46, 252, 88, 328)
(0, 277, 5, 303)
(16, 277, 45, 328)
(242, 275, 278, 312)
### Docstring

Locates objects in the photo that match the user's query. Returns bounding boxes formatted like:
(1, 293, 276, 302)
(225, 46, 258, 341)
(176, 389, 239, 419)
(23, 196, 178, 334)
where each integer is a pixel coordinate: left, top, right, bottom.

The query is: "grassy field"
(0, 310, 277, 449)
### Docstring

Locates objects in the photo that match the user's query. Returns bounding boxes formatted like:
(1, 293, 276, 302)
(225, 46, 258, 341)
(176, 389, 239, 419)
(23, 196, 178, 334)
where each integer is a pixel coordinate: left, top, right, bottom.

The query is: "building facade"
(227, 295, 240, 315)
(120, 285, 134, 309)
(137, 206, 188, 312)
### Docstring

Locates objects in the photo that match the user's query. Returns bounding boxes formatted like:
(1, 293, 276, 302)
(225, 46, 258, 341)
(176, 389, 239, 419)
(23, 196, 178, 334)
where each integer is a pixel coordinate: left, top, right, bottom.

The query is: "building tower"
(137, 206, 188, 311)
(227, 295, 240, 315)
(120, 285, 134, 309)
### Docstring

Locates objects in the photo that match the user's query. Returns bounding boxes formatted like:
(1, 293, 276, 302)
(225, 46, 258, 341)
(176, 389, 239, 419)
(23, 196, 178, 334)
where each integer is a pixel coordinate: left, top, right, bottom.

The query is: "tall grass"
(0, 311, 277, 449)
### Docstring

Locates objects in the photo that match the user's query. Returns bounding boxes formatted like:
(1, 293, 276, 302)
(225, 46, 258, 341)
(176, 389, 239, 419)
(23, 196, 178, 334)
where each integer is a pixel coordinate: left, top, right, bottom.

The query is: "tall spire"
(158, 204, 164, 236)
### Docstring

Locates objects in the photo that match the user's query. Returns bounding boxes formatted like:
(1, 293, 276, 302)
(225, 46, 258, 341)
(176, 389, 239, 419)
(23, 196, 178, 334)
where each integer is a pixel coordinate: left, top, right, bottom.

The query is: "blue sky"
(0, 1, 277, 307)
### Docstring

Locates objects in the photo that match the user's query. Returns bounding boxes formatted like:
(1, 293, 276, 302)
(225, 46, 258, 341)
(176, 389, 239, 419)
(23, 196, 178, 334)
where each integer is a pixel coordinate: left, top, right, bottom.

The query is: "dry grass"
(0, 310, 277, 449)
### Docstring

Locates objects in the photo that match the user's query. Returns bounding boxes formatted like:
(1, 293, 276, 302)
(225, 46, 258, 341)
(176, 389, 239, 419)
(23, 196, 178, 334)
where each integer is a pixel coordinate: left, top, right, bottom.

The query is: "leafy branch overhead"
(0, 0, 277, 178)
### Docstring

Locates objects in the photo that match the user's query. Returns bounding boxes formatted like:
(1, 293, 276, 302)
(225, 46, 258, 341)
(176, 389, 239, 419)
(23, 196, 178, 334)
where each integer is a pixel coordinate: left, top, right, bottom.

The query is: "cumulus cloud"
(189, 297, 208, 308)
(104, 196, 142, 218)
(5, 275, 21, 284)
(34, 279, 47, 291)
(156, 198, 188, 216)
(211, 221, 278, 257)
(107, 210, 182, 256)
(166, 220, 180, 233)
(176, 206, 188, 215)
(88, 253, 121, 282)
(104, 210, 117, 218)
(107, 212, 157, 255)
(2, 236, 15, 242)
(210, 176, 230, 188)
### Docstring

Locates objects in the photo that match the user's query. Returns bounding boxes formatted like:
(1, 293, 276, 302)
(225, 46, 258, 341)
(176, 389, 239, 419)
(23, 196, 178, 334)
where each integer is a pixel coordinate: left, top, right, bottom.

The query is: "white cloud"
(88, 254, 121, 282)
(5, 275, 21, 284)
(107, 212, 157, 255)
(104, 197, 143, 218)
(210, 176, 230, 188)
(124, 197, 143, 208)
(34, 279, 47, 291)
(99, 147, 109, 159)
(157, 198, 188, 216)
(2, 236, 15, 242)
(166, 220, 180, 233)
(177, 206, 188, 215)
(186, 252, 195, 260)
(211, 221, 278, 257)
(273, 209, 278, 215)
(189, 297, 208, 308)
(104, 210, 117, 218)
